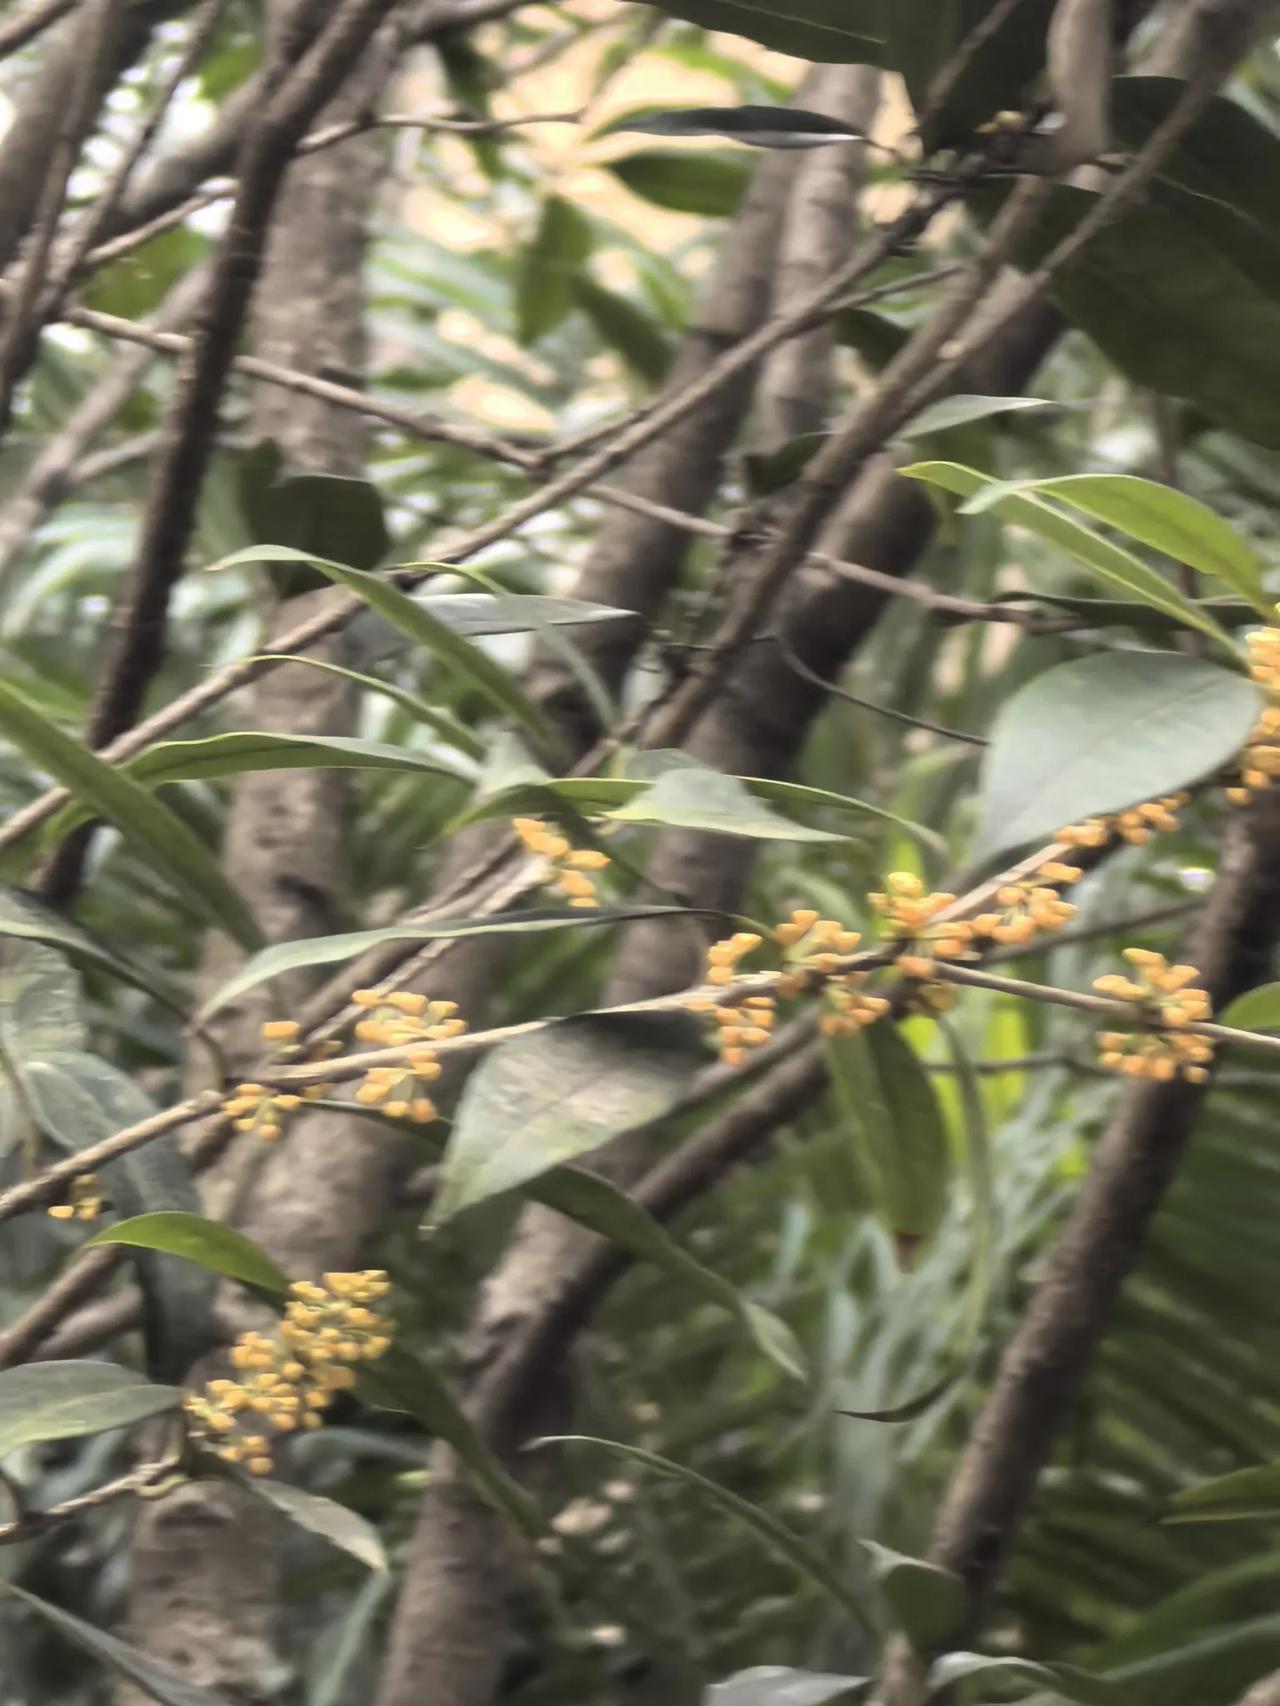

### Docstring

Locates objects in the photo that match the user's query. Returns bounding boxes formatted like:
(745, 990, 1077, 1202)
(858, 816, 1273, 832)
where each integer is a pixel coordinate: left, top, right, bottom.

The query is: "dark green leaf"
(532, 1436, 872, 1630)
(832, 307, 910, 368)
(902, 462, 1235, 648)
(0, 1584, 233, 1706)
(0, 1361, 180, 1459)
(744, 431, 828, 496)
(637, 0, 885, 62)
(572, 276, 673, 385)
(1164, 1465, 1280, 1524)
(926, 1652, 1120, 1703)
(1219, 983, 1280, 1033)
(0, 882, 185, 1011)
(433, 1013, 700, 1223)
(890, 0, 1054, 150)
(243, 1477, 388, 1570)
(199, 906, 691, 1019)
(974, 652, 1260, 860)
(0, 680, 261, 948)
(241, 463, 389, 579)
(608, 150, 748, 217)
(516, 195, 593, 345)
(87, 1212, 291, 1295)
(862, 1542, 965, 1650)
(608, 104, 866, 148)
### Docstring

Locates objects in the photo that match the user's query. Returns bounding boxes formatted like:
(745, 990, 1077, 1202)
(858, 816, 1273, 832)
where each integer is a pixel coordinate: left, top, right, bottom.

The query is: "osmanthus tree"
(3, 0, 1280, 1702)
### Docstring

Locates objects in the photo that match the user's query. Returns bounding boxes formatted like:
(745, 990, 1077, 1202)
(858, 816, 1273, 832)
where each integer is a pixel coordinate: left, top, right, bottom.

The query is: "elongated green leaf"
(901, 462, 1235, 649)
(926, 1652, 1120, 1703)
(862, 1542, 965, 1650)
(1164, 1465, 1280, 1524)
(974, 652, 1260, 860)
(0, 1361, 180, 1459)
(433, 1013, 699, 1224)
(516, 194, 593, 345)
(250, 654, 486, 760)
(606, 767, 848, 842)
(242, 467, 389, 576)
(961, 473, 1269, 613)
(244, 1477, 387, 1571)
(199, 905, 691, 1019)
(608, 150, 748, 217)
(0, 1584, 233, 1706)
(359, 1348, 543, 1539)
(87, 1212, 290, 1295)
(826, 1024, 950, 1260)
(529, 1166, 806, 1381)
(533, 1436, 872, 1629)
(705, 1669, 868, 1705)
(572, 276, 672, 385)
(209, 548, 554, 748)
(1219, 983, 1280, 1033)
(0, 680, 260, 947)
(898, 395, 1057, 440)
(637, 0, 885, 62)
(608, 104, 866, 148)
(0, 883, 184, 1011)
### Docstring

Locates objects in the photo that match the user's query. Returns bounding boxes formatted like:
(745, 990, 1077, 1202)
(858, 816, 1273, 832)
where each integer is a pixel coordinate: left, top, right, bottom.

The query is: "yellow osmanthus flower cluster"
(689, 932, 773, 1066)
(222, 1082, 306, 1144)
(869, 873, 972, 960)
(350, 990, 466, 1123)
(1056, 794, 1188, 849)
(1227, 617, 1280, 804)
(47, 1172, 103, 1222)
(512, 817, 610, 908)
(771, 910, 888, 1037)
(1093, 948, 1214, 1083)
(967, 863, 1080, 947)
(184, 1270, 393, 1474)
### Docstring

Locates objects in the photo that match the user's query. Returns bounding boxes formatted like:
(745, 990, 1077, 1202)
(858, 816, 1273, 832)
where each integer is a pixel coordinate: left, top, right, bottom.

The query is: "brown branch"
(0, 1245, 124, 1370)
(0, 0, 78, 60)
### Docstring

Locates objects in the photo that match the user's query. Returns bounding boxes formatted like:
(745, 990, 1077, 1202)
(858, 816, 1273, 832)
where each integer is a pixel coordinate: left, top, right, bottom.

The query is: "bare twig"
(0, 1246, 124, 1370)
(0, 0, 78, 60)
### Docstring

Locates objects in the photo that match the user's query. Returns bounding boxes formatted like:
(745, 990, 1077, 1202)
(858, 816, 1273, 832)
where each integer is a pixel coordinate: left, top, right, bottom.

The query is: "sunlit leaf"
(926, 1651, 1120, 1703)
(704, 1668, 868, 1704)
(87, 1212, 291, 1295)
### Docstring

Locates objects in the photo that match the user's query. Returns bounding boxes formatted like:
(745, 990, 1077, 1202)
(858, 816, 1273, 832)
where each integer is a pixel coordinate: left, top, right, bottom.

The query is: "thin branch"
(0, 1245, 124, 1370)
(0, 1454, 183, 1544)
(0, 0, 78, 60)
(778, 635, 988, 746)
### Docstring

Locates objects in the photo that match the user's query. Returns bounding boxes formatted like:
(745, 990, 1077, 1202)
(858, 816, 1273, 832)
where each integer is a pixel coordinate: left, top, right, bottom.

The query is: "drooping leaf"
(0, 1361, 180, 1460)
(532, 1436, 872, 1629)
(926, 1651, 1120, 1703)
(529, 1166, 807, 1381)
(1164, 1465, 1280, 1524)
(359, 1348, 543, 1539)
(901, 462, 1236, 649)
(240, 456, 389, 589)
(898, 395, 1057, 440)
(862, 1541, 966, 1650)
(1219, 983, 1280, 1033)
(243, 1477, 387, 1571)
(973, 652, 1260, 860)
(704, 1668, 868, 1705)
(607, 104, 866, 148)
(199, 906, 692, 1019)
(248, 654, 486, 761)
(0, 1584, 233, 1706)
(636, 0, 885, 63)
(87, 1212, 291, 1295)
(209, 549, 556, 749)
(516, 194, 594, 345)
(607, 150, 748, 217)
(572, 275, 673, 384)
(432, 1013, 699, 1224)
(960, 473, 1268, 613)
(0, 679, 261, 948)
(826, 1023, 951, 1259)
(605, 767, 850, 842)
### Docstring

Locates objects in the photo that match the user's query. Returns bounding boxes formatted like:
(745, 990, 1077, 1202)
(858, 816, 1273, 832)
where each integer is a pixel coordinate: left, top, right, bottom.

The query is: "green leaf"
(1219, 983, 1280, 1033)
(198, 905, 691, 1019)
(898, 395, 1057, 440)
(572, 276, 673, 385)
(826, 1024, 951, 1258)
(243, 1477, 387, 1571)
(637, 0, 885, 62)
(705, 1669, 868, 1705)
(87, 1212, 291, 1295)
(359, 1347, 543, 1539)
(0, 1584, 233, 1706)
(605, 767, 850, 842)
(0, 679, 261, 948)
(0, 1361, 180, 1459)
(529, 1166, 807, 1382)
(607, 104, 866, 148)
(607, 150, 748, 217)
(973, 652, 1260, 861)
(1164, 1465, 1280, 1524)
(531, 1436, 872, 1630)
(0, 882, 185, 1012)
(960, 473, 1269, 613)
(901, 462, 1236, 649)
(242, 465, 389, 576)
(926, 1652, 1120, 1704)
(249, 654, 486, 761)
(744, 432, 828, 496)
(862, 1542, 966, 1651)
(516, 194, 594, 345)
(433, 1013, 700, 1224)
(890, 0, 1053, 150)
(212, 549, 556, 749)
